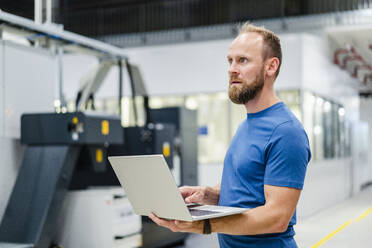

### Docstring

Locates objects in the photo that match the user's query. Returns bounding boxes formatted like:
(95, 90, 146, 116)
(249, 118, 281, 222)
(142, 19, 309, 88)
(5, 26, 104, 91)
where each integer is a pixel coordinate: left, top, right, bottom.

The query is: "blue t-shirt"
(218, 102, 311, 248)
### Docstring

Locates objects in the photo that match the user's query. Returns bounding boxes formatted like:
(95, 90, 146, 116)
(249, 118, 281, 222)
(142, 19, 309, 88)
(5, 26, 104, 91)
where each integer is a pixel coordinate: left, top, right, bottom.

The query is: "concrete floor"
(295, 186, 372, 248)
(173, 186, 372, 248)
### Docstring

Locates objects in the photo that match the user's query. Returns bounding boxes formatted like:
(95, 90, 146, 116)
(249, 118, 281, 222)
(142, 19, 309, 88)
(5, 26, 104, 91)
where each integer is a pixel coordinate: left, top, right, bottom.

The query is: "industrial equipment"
(0, 112, 123, 248)
(149, 107, 198, 187)
(55, 187, 142, 248)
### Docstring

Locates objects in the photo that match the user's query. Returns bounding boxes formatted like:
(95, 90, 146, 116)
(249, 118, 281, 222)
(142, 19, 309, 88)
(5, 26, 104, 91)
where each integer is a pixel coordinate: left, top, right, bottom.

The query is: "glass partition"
(302, 91, 350, 161)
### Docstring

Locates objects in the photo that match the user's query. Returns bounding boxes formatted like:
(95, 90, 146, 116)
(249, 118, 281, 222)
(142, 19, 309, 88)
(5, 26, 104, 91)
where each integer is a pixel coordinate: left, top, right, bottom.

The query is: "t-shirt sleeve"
(263, 121, 311, 190)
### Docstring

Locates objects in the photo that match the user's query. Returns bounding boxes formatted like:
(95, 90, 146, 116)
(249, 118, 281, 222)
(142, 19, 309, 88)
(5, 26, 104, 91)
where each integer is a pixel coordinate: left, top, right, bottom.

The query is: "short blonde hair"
(239, 22, 282, 77)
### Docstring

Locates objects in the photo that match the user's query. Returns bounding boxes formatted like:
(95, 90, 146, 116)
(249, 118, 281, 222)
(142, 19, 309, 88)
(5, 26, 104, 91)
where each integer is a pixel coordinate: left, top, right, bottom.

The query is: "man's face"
(227, 33, 266, 104)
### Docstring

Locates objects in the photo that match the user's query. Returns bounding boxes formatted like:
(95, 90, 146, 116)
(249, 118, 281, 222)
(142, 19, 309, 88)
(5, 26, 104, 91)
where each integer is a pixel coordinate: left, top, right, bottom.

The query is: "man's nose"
(228, 63, 239, 75)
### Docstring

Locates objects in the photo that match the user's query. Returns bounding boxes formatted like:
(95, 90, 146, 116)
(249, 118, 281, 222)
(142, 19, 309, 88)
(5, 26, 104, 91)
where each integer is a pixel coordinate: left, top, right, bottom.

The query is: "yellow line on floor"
(355, 207, 372, 222)
(310, 220, 353, 248)
(310, 206, 372, 248)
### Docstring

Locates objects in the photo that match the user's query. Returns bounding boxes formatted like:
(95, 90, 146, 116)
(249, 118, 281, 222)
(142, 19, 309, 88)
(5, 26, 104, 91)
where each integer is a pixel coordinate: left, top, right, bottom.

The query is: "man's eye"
(239, 58, 247, 63)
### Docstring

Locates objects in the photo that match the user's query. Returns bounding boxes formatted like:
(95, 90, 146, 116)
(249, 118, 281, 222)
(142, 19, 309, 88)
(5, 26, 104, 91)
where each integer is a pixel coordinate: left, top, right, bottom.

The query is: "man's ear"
(266, 57, 279, 77)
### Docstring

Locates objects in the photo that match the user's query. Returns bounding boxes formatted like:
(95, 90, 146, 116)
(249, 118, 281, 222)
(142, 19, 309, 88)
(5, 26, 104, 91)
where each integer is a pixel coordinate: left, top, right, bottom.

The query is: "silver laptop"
(108, 154, 248, 221)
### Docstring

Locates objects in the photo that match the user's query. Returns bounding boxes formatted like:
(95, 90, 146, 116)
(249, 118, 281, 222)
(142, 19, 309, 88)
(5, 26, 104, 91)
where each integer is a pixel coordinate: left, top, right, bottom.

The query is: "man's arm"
(149, 184, 300, 235)
(211, 185, 301, 235)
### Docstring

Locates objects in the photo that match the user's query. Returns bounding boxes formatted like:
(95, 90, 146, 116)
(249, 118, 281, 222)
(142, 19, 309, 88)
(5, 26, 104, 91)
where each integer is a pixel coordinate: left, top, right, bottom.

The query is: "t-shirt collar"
(246, 102, 284, 119)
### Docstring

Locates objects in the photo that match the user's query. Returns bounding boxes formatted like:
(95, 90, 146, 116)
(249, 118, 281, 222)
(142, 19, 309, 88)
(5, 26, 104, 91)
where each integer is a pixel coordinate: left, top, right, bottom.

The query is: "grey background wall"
(0, 41, 56, 221)
(121, 34, 304, 95)
(1, 41, 4, 139)
(62, 53, 132, 100)
(360, 97, 372, 182)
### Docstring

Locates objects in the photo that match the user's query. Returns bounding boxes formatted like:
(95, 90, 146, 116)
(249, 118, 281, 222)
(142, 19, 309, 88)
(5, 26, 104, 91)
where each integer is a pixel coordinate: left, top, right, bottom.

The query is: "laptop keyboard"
(189, 209, 220, 217)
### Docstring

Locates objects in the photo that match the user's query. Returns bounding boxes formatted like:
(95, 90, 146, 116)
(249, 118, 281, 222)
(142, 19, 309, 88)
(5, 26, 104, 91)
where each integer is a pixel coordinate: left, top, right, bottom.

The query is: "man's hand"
(149, 184, 220, 234)
(149, 213, 204, 234)
(179, 184, 220, 205)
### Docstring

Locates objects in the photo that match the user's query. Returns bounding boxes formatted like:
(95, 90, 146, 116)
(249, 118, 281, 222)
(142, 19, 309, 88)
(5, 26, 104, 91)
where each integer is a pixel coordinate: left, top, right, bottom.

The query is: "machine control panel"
(21, 112, 123, 145)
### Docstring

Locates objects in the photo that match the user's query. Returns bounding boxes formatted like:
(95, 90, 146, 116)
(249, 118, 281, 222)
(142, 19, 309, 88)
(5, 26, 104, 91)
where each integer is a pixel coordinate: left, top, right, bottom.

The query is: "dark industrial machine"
(149, 107, 198, 187)
(0, 112, 123, 248)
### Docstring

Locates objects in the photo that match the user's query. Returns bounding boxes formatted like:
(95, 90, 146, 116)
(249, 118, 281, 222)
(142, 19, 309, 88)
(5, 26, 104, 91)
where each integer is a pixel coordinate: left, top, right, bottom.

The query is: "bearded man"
(150, 22, 311, 248)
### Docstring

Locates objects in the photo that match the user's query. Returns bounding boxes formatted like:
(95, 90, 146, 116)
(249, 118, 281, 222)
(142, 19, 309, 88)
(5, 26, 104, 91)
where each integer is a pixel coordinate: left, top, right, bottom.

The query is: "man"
(149, 22, 311, 248)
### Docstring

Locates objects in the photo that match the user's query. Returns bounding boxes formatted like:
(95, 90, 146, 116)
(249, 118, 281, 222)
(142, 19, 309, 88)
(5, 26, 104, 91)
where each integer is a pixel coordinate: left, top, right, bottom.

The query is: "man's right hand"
(179, 184, 220, 205)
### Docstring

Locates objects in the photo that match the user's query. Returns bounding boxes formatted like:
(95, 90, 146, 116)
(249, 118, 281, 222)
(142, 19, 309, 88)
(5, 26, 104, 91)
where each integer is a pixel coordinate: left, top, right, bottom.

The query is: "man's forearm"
(210, 204, 289, 235)
(209, 185, 300, 235)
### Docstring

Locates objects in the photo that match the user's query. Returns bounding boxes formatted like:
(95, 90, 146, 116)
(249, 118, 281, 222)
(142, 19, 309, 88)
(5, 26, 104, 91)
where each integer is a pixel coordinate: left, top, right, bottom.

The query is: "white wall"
(62, 54, 98, 100)
(198, 163, 223, 187)
(298, 158, 352, 219)
(350, 121, 369, 194)
(3, 42, 57, 138)
(123, 40, 230, 95)
(62, 54, 137, 101)
(0, 41, 4, 139)
(275, 34, 303, 89)
(0, 41, 56, 221)
(122, 34, 305, 96)
(359, 98, 372, 183)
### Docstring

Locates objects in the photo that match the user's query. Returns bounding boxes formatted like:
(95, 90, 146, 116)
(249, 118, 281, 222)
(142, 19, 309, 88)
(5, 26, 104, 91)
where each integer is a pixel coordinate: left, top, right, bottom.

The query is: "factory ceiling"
(1, 0, 371, 37)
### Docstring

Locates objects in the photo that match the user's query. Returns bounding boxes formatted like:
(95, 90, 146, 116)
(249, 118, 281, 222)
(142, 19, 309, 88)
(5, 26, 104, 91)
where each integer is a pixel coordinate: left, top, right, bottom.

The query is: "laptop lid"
(108, 155, 193, 221)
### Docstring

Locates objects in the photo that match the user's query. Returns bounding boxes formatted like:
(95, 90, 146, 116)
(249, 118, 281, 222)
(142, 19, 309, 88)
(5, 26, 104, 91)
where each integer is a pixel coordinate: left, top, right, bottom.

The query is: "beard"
(228, 68, 265, 105)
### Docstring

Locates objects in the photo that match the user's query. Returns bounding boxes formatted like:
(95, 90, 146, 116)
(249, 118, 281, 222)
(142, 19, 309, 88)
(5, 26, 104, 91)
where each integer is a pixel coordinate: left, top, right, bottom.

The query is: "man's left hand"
(149, 213, 204, 234)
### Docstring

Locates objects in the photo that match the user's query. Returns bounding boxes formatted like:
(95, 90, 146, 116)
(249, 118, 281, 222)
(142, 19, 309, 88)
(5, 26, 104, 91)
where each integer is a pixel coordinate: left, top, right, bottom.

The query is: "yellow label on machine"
(163, 142, 170, 157)
(72, 117, 78, 124)
(101, 120, 109, 135)
(96, 149, 103, 163)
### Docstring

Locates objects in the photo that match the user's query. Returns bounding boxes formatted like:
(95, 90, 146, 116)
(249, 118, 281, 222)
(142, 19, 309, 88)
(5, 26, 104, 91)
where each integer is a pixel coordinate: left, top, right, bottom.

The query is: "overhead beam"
(0, 9, 128, 59)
